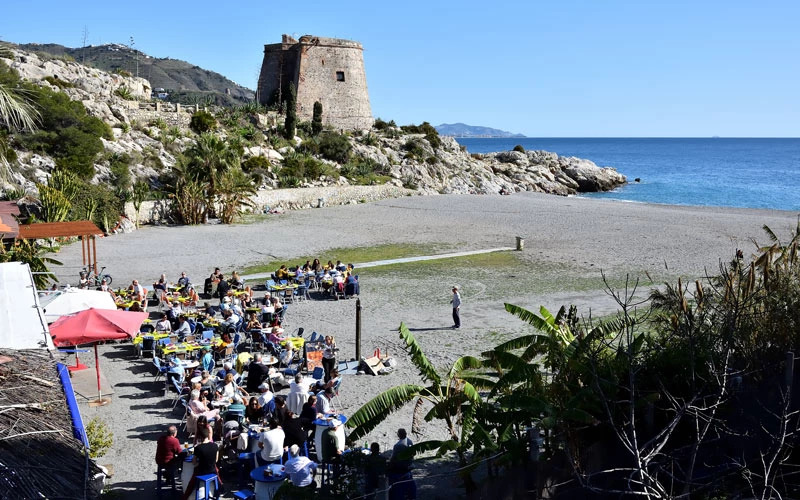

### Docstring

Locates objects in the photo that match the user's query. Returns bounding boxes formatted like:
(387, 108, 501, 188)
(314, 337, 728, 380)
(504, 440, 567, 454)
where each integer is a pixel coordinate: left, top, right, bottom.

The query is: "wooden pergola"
(16, 221, 104, 274)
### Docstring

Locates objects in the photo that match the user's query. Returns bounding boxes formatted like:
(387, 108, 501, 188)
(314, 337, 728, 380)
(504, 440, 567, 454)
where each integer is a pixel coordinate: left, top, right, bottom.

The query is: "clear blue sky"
(3, 1, 798, 137)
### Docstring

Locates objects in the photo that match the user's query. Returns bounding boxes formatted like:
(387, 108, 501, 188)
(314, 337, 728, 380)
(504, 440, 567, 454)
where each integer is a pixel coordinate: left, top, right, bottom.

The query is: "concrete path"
(241, 246, 516, 281)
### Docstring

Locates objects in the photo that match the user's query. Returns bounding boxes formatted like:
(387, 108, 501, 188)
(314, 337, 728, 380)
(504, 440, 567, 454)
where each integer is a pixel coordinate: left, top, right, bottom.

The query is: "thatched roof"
(0, 349, 99, 499)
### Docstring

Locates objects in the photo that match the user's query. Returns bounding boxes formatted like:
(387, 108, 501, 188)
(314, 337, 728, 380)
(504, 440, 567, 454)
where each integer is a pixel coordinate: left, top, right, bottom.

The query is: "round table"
(250, 463, 286, 500)
(313, 414, 347, 462)
(263, 355, 278, 366)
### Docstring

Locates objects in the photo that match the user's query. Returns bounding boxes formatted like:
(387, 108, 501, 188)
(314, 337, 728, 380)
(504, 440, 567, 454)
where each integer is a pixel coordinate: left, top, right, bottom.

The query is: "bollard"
(516, 236, 525, 251)
(355, 298, 362, 362)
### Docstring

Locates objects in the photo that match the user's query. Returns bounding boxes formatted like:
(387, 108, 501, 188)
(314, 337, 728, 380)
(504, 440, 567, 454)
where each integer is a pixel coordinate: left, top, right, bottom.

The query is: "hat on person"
(223, 296, 232, 303)
(259, 382, 270, 391)
(203, 345, 211, 351)
(223, 361, 232, 369)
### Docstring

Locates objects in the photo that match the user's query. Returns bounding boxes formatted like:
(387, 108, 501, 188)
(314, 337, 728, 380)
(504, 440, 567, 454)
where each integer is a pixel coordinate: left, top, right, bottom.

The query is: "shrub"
(149, 117, 167, 130)
(282, 153, 334, 181)
(108, 153, 132, 190)
(312, 101, 323, 135)
(237, 125, 258, 141)
(296, 121, 313, 138)
(297, 137, 320, 156)
(318, 132, 352, 163)
(403, 138, 427, 161)
(242, 155, 271, 172)
(43, 76, 74, 89)
(360, 132, 379, 147)
(13, 83, 111, 179)
(402, 174, 419, 190)
(401, 121, 441, 149)
(113, 68, 132, 78)
(373, 118, 396, 131)
(71, 182, 123, 233)
(86, 417, 113, 459)
(189, 110, 217, 134)
(513, 144, 526, 153)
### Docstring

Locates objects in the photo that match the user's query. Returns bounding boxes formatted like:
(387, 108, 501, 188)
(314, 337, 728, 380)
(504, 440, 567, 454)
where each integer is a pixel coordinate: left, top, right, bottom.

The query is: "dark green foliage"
(373, 118, 396, 131)
(284, 82, 297, 139)
(401, 121, 441, 149)
(360, 132, 378, 146)
(341, 156, 390, 185)
(189, 110, 217, 134)
(12, 83, 111, 179)
(108, 153, 132, 190)
(513, 144, 526, 153)
(281, 153, 335, 181)
(403, 138, 427, 161)
(312, 101, 323, 135)
(296, 121, 313, 137)
(237, 124, 257, 141)
(318, 132, 352, 163)
(113, 86, 134, 100)
(0, 132, 17, 164)
(242, 155, 271, 173)
(43, 76, 75, 89)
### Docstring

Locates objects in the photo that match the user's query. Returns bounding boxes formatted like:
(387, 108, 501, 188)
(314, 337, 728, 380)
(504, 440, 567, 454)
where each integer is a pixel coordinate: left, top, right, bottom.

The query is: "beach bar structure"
(16, 220, 104, 273)
(0, 201, 20, 240)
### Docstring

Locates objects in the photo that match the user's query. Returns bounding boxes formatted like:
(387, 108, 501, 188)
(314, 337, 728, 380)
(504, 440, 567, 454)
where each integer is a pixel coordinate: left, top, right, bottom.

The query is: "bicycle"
(79, 266, 113, 288)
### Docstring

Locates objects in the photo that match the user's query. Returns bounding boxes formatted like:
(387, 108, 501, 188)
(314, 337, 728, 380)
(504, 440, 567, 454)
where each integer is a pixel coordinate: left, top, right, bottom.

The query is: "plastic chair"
(232, 490, 254, 500)
(311, 366, 324, 381)
(153, 357, 168, 381)
(202, 330, 214, 341)
(156, 464, 177, 496)
(141, 335, 156, 359)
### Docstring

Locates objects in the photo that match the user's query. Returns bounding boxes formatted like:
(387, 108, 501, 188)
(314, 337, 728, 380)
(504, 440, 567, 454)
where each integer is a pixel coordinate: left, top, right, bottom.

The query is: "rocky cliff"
(1, 46, 625, 206)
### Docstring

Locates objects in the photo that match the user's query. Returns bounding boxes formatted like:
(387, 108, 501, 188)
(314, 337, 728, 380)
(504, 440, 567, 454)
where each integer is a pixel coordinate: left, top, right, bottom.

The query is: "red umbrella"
(50, 308, 148, 402)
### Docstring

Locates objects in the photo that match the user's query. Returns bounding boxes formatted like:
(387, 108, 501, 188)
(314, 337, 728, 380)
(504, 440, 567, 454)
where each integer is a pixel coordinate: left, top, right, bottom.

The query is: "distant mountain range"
(435, 123, 526, 138)
(14, 42, 254, 106)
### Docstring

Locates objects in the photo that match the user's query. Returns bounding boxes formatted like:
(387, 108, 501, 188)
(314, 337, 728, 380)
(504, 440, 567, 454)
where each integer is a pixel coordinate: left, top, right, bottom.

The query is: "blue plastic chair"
(153, 357, 168, 381)
(311, 366, 324, 381)
(194, 473, 219, 499)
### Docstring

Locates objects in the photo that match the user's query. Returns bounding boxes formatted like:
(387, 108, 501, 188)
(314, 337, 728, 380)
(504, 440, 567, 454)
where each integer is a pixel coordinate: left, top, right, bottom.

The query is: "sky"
(2, 1, 799, 137)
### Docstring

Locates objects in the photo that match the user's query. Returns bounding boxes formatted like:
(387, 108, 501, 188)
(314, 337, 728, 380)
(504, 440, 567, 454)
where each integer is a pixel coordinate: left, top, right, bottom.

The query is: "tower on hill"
(257, 34, 373, 131)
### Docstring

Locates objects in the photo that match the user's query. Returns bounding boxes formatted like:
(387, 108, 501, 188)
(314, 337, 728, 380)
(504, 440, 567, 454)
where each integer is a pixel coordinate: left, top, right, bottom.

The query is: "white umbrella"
(42, 289, 117, 324)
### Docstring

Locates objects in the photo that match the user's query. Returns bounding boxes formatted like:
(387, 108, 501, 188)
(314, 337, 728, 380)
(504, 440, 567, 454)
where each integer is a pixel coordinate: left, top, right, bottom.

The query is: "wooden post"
(355, 298, 362, 362)
(81, 236, 87, 266)
(92, 235, 98, 274)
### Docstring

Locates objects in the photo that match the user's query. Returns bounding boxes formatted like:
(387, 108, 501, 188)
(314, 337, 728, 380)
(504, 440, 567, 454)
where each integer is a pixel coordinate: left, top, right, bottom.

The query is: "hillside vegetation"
(16, 42, 254, 106)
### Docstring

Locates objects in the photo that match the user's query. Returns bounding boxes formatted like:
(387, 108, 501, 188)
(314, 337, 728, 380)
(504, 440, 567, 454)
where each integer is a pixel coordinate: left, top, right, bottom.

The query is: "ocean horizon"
(456, 138, 800, 212)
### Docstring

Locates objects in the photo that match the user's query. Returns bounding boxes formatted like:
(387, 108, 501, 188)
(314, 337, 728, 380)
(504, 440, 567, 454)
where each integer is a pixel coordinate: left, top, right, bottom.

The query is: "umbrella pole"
(95, 344, 102, 401)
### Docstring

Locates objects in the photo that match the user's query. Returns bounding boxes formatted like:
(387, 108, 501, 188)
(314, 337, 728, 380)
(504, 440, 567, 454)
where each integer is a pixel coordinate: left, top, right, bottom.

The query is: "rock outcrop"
(1, 46, 625, 206)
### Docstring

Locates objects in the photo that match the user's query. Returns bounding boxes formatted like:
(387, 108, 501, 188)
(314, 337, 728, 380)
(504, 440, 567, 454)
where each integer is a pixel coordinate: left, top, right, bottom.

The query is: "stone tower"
(257, 34, 373, 131)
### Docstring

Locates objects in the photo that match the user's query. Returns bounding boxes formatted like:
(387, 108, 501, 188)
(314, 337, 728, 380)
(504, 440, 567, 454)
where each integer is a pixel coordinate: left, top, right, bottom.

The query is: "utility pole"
(355, 298, 362, 362)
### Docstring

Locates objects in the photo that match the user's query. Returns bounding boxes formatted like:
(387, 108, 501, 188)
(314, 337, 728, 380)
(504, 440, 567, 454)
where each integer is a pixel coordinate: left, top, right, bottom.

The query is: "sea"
(455, 138, 800, 212)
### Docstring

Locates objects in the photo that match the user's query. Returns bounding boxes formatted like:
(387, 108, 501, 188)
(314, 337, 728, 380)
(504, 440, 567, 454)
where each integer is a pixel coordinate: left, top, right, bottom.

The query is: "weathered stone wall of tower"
(257, 35, 373, 131)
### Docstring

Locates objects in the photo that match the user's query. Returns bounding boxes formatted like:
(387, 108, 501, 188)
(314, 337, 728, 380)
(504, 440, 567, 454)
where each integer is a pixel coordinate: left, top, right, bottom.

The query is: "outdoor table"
(313, 414, 347, 461)
(250, 463, 286, 500)
(263, 355, 278, 366)
(280, 337, 305, 350)
(246, 307, 261, 314)
(133, 332, 169, 344)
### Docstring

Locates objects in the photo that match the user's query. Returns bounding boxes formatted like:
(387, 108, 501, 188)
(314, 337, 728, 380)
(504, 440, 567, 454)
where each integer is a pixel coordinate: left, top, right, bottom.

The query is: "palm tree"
(185, 132, 238, 217)
(0, 79, 38, 184)
(216, 168, 255, 224)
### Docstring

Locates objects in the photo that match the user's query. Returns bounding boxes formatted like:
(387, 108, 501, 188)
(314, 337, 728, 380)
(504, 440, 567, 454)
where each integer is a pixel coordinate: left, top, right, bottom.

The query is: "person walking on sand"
(451, 287, 461, 329)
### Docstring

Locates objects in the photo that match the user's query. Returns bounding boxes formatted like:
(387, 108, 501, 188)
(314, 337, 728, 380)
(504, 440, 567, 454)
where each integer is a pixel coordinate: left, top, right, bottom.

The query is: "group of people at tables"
(273, 259, 361, 299)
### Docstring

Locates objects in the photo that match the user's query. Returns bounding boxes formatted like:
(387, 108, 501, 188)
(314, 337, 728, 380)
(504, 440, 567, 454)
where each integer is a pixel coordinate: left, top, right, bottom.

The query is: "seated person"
(256, 418, 285, 466)
(198, 371, 216, 400)
(181, 286, 199, 307)
(168, 301, 183, 325)
(246, 313, 262, 331)
(275, 265, 289, 281)
(324, 369, 341, 391)
(311, 259, 322, 272)
(215, 276, 230, 300)
(287, 373, 309, 415)
(216, 361, 236, 381)
(267, 326, 286, 345)
(200, 346, 214, 372)
(300, 395, 318, 432)
(128, 279, 147, 303)
(155, 313, 172, 332)
(128, 301, 143, 312)
(215, 331, 234, 356)
(335, 260, 347, 272)
(153, 273, 167, 293)
(216, 372, 248, 404)
(175, 315, 192, 339)
(282, 415, 309, 450)
(177, 271, 190, 288)
(221, 309, 240, 329)
(284, 443, 316, 489)
(345, 274, 360, 296)
(239, 292, 253, 309)
(188, 389, 220, 420)
(245, 397, 262, 425)
(279, 345, 295, 367)
(97, 279, 116, 300)
(302, 260, 312, 272)
(230, 271, 245, 288)
(155, 425, 185, 485)
(326, 260, 335, 271)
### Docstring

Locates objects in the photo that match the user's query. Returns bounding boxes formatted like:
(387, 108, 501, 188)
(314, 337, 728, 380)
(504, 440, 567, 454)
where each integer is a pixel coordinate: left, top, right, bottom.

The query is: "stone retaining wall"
(124, 184, 415, 224)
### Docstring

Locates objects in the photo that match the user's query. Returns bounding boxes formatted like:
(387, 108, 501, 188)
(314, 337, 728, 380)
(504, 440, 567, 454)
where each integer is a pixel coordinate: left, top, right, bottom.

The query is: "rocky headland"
(1, 46, 625, 221)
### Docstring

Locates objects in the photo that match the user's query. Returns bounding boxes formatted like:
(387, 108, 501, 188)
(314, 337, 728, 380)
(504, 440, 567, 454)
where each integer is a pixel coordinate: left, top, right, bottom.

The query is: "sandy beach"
(53, 192, 800, 497)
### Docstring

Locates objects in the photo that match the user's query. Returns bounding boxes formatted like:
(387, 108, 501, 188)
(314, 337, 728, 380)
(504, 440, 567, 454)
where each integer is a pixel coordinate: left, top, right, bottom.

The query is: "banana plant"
(346, 322, 484, 467)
